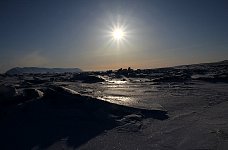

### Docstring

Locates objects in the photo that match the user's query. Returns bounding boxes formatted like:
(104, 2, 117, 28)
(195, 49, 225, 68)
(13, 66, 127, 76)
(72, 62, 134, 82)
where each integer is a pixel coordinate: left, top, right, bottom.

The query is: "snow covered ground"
(0, 61, 228, 150)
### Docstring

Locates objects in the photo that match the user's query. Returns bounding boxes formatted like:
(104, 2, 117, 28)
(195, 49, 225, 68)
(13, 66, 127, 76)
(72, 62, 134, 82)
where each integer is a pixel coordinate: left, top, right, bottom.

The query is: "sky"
(0, 0, 228, 72)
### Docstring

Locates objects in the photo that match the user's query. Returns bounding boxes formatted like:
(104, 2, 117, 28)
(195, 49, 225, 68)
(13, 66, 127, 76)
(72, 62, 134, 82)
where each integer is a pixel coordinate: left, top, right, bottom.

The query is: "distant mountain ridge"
(5, 67, 82, 75)
(174, 60, 228, 69)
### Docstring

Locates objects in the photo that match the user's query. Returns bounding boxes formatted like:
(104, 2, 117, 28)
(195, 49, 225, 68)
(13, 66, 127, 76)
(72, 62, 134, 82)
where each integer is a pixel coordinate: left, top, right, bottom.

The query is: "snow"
(0, 60, 228, 150)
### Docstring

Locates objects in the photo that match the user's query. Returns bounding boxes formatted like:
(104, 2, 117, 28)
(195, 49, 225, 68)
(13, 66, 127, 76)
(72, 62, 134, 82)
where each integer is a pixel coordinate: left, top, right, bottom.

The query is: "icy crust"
(0, 84, 168, 150)
(0, 60, 228, 150)
(45, 85, 168, 119)
(0, 76, 227, 150)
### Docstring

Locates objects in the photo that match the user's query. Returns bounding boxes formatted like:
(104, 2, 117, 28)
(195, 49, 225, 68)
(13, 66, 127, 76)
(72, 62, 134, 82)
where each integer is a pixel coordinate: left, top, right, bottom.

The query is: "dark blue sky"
(1, 0, 228, 72)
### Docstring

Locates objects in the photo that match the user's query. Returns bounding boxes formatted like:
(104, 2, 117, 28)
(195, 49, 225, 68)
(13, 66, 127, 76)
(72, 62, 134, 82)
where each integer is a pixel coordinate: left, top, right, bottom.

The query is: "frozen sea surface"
(1, 60, 228, 150)
(61, 79, 228, 112)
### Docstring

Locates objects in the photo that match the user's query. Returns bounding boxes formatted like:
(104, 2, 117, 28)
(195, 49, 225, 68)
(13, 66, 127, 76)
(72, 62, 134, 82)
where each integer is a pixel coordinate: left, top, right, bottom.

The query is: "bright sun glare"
(112, 28, 125, 40)
(106, 19, 129, 46)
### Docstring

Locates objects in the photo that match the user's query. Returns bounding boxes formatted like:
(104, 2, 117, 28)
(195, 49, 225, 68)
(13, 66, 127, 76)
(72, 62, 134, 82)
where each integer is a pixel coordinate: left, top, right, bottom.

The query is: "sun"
(112, 28, 125, 40)
(105, 19, 129, 46)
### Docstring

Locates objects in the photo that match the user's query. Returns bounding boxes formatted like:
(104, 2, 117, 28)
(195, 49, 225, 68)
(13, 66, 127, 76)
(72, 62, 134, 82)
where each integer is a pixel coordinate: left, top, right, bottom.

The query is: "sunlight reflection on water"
(108, 80, 127, 84)
(99, 96, 134, 105)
